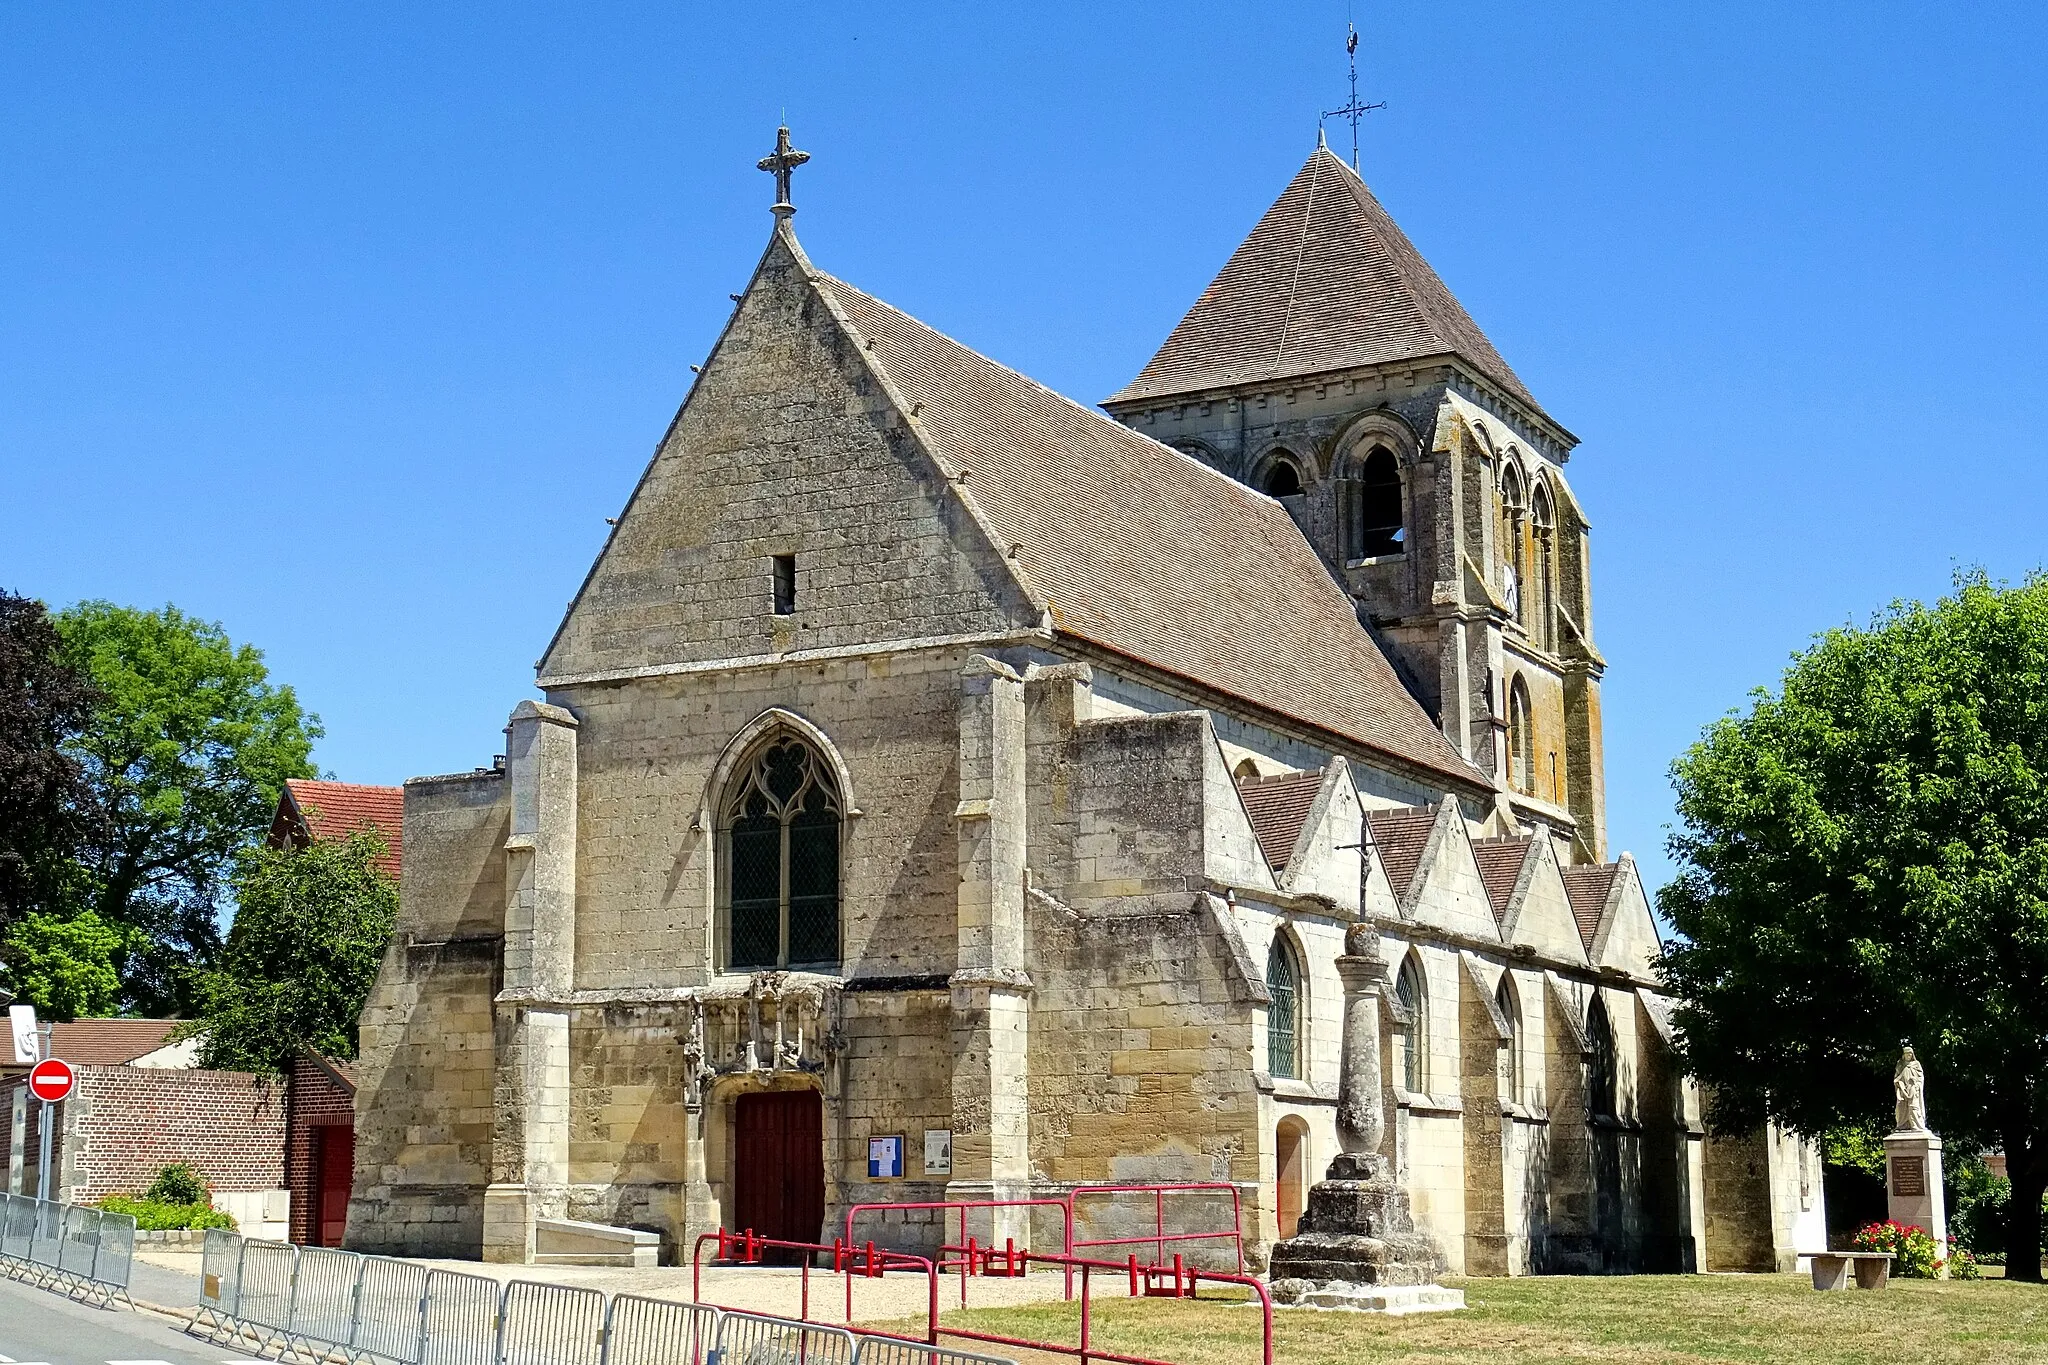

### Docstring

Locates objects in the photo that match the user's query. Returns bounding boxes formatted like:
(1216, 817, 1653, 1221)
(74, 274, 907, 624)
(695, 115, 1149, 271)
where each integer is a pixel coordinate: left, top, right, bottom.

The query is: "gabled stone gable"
(1586, 854, 1661, 977)
(539, 226, 1036, 685)
(1495, 836, 1591, 967)
(1273, 763, 1365, 912)
(1396, 798, 1501, 941)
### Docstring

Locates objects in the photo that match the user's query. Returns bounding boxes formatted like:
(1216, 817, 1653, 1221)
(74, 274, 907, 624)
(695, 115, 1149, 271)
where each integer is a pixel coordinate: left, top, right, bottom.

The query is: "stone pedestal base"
(1266, 1153, 1461, 1313)
(1884, 1129, 1947, 1253)
(1271, 1281, 1467, 1313)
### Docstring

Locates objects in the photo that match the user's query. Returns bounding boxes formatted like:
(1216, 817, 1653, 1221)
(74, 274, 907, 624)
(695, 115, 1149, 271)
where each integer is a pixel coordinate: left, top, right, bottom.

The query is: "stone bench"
(1808, 1252, 1893, 1290)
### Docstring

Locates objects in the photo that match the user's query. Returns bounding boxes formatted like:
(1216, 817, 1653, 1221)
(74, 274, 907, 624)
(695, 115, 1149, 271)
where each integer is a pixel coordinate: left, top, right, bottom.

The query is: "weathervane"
(1321, 20, 1385, 170)
(757, 124, 810, 217)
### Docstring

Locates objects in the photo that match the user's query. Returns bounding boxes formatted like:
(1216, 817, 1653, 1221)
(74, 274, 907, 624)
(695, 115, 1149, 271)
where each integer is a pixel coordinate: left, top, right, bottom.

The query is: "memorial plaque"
(1891, 1154, 1926, 1197)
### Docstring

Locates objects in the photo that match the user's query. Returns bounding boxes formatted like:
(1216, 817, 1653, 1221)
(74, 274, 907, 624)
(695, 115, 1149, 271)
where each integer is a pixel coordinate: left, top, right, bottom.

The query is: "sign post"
(27, 1057, 74, 1202)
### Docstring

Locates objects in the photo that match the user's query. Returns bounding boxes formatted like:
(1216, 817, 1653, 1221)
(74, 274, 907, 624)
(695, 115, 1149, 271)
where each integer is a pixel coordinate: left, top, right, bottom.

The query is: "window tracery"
(722, 735, 843, 971)
(1266, 933, 1301, 1079)
(1395, 952, 1426, 1092)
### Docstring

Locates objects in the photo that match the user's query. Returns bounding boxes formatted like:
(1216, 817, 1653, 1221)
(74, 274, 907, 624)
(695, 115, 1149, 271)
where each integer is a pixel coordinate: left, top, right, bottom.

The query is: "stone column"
(7, 1086, 22, 1194)
(947, 656, 1033, 1246)
(1330, 928, 1389, 1177)
(485, 699, 579, 1264)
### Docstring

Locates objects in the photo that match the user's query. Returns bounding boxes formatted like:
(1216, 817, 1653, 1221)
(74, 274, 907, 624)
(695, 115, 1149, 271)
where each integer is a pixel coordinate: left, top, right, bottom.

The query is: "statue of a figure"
(1894, 1044, 1927, 1132)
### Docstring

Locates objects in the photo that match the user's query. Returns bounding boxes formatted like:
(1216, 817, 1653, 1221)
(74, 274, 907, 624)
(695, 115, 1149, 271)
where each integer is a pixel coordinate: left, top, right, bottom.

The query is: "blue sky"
(4, 3, 2043, 896)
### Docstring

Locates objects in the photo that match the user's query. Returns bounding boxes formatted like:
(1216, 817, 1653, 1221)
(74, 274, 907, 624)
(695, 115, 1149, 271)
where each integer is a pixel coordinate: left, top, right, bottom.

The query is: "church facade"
(349, 137, 1822, 1276)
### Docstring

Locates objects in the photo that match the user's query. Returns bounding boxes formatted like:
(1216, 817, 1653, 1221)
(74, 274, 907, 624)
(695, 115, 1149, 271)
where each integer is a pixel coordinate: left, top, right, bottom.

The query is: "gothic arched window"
(722, 736, 843, 971)
(1356, 446, 1404, 557)
(1531, 481, 1556, 651)
(1395, 952, 1426, 1092)
(1587, 994, 1617, 1118)
(1259, 450, 1306, 498)
(1266, 933, 1302, 1079)
(1498, 462, 1527, 625)
(1497, 974, 1522, 1104)
(1507, 676, 1535, 795)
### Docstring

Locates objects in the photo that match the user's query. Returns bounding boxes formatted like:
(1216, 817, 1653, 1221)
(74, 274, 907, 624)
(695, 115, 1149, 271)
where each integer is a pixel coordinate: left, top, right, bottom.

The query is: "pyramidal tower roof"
(1108, 144, 1542, 415)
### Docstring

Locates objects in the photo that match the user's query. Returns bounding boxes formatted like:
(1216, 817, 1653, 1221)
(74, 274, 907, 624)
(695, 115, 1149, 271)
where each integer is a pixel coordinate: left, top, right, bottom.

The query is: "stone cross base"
(1268, 1153, 1463, 1313)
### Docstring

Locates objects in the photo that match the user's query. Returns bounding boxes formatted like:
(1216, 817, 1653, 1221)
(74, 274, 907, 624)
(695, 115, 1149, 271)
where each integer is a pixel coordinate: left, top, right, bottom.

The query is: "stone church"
(349, 133, 1823, 1276)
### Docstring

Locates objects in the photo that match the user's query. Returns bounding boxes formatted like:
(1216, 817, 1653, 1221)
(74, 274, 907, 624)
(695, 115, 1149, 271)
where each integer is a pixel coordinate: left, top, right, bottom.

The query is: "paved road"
(0, 1275, 253, 1365)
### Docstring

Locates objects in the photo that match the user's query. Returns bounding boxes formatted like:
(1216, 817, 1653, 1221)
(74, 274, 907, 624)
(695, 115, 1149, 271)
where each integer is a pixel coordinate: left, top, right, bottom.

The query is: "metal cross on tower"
(757, 125, 810, 217)
(1321, 23, 1385, 171)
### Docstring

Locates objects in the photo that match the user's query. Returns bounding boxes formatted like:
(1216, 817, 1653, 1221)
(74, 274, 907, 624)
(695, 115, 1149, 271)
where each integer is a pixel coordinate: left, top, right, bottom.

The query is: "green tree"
(57, 602, 319, 1013)
(0, 909, 127, 1019)
(0, 591, 101, 924)
(1658, 570, 2048, 1277)
(189, 828, 395, 1074)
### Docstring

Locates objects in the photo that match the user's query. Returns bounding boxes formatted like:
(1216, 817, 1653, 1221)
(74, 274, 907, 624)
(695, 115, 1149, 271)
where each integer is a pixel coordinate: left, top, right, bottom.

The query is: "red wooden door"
(733, 1090, 824, 1255)
(315, 1125, 355, 1247)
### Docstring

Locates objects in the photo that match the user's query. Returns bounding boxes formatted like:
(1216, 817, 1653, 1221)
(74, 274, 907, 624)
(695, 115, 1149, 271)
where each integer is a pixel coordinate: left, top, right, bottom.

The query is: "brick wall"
(56, 1066, 285, 1202)
(286, 1056, 356, 1245)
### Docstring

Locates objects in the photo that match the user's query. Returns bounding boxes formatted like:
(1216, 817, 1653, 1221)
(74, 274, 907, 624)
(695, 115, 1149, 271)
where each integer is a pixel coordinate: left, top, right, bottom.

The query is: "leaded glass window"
(1266, 935, 1300, 1079)
(1587, 995, 1617, 1118)
(722, 737, 842, 971)
(1396, 953, 1425, 1093)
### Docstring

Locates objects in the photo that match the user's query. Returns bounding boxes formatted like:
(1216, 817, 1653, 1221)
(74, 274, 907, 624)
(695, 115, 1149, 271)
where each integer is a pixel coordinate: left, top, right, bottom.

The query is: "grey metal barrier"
(714, 1309, 859, 1365)
(352, 1253, 430, 1365)
(236, 1237, 301, 1334)
(289, 1244, 366, 1354)
(601, 1295, 720, 1365)
(420, 1266, 505, 1365)
(850, 1341, 1020, 1365)
(197, 1225, 243, 1326)
(0, 1191, 135, 1307)
(498, 1281, 605, 1365)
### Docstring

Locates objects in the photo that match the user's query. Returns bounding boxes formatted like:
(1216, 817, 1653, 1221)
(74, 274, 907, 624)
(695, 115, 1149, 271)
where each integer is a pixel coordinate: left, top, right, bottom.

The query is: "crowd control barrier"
(0, 1191, 136, 1307)
(190, 1230, 1012, 1365)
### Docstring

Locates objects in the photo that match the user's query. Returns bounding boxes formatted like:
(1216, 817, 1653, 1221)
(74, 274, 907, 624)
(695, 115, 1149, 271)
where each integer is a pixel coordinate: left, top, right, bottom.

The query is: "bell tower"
(1102, 144, 1607, 860)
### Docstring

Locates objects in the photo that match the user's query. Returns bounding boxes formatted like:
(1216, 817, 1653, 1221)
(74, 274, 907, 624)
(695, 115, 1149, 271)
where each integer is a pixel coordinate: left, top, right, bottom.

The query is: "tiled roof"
(275, 780, 404, 880)
(1472, 836, 1532, 925)
(1560, 863, 1621, 950)
(1108, 146, 1541, 415)
(1235, 770, 1326, 872)
(33, 1019, 180, 1067)
(816, 271, 1481, 789)
(1367, 806, 1439, 901)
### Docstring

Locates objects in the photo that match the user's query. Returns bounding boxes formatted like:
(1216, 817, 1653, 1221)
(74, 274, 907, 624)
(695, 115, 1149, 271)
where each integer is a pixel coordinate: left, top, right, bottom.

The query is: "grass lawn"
(879, 1273, 2048, 1364)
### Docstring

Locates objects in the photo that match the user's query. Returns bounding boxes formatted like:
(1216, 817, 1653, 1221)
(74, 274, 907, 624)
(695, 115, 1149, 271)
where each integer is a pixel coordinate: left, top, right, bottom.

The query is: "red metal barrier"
(934, 1245, 1274, 1365)
(843, 1198, 1078, 1299)
(690, 1228, 940, 1343)
(1068, 1183, 1246, 1275)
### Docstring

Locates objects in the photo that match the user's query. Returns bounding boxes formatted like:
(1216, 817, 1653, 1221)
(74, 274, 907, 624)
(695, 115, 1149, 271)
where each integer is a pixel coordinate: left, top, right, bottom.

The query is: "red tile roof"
(1560, 863, 1621, 950)
(1367, 806, 1438, 902)
(274, 779, 404, 880)
(34, 1019, 181, 1067)
(1108, 146, 1544, 416)
(1235, 770, 1326, 872)
(1472, 836, 1533, 925)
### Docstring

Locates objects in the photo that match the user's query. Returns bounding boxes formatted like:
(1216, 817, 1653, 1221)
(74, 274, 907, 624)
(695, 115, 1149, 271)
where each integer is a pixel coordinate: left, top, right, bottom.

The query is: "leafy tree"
(0, 591, 101, 923)
(0, 909, 127, 1020)
(1658, 570, 2048, 1277)
(189, 828, 396, 1074)
(56, 602, 319, 1013)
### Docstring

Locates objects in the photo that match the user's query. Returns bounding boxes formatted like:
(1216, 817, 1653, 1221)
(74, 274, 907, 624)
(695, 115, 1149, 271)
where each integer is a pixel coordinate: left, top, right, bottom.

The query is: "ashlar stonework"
(349, 138, 1822, 1277)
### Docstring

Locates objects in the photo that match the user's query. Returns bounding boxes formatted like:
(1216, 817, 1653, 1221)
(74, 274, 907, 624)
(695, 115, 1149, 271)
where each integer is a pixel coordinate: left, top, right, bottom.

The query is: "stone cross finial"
(757, 125, 810, 217)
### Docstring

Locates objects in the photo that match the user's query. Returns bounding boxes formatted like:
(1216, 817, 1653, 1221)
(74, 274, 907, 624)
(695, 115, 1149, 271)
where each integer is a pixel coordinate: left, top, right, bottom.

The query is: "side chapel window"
(723, 736, 842, 971)
(1266, 934, 1301, 1079)
(1395, 952, 1426, 1092)
(1497, 975, 1522, 1104)
(1587, 994, 1617, 1118)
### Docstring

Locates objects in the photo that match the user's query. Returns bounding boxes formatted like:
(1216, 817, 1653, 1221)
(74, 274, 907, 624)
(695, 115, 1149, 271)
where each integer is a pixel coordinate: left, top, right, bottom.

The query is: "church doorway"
(1275, 1118, 1309, 1240)
(733, 1089, 825, 1257)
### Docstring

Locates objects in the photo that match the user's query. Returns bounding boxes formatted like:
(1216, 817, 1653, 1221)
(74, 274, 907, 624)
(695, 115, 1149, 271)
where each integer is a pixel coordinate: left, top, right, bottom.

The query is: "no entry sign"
(27, 1057, 74, 1104)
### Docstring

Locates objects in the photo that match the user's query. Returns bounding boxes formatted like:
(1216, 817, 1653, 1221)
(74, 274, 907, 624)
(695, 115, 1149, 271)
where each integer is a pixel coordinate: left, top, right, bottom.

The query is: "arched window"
(1586, 994, 1617, 1118)
(1506, 677, 1534, 795)
(1531, 481, 1556, 651)
(1261, 455, 1304, 498)
(722, 735, 843, 971)
(1496, 974, 1522, 1104)
(1498, 462, 1527, 625)
(1356, 446, 1404, 557)
(1395, 952, 1426, 1092)
(1266, 933, 1301, 1079)
(1233, 757, 1262, 781)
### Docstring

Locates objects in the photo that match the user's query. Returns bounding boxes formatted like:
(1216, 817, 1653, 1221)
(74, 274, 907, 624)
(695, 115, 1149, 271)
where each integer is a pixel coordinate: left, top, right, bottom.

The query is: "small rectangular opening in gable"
(772, 554, 796, 615)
